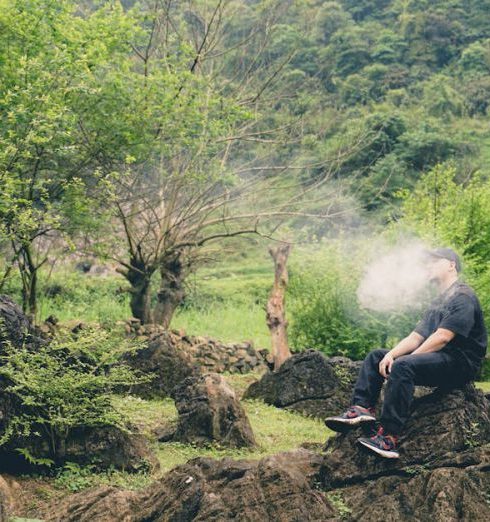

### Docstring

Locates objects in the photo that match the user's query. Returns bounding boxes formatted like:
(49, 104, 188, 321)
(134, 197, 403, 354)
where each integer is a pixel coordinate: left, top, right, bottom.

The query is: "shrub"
(287, 245, 413, 360)
(0, 327, 147, 466)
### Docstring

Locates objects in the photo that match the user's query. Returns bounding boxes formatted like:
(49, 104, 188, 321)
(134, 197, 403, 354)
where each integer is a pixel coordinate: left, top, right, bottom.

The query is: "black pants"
(352, 349, 469, 435)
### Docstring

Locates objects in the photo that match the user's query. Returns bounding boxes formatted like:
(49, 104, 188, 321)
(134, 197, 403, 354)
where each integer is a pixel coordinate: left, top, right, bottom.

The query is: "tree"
(0, 0, 137, 317)
(97, 0, 363, 327)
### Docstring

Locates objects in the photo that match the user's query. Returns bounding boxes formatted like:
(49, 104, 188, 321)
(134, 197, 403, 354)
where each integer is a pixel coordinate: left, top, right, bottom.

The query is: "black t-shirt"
(414, 281, 487, 378)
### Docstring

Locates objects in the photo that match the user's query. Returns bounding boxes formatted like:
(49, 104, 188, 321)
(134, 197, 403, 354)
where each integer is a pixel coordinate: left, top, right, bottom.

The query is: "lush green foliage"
(399, 163, 490, 316)
(287, 244, 416, 359)
(0, 327, 145, 465)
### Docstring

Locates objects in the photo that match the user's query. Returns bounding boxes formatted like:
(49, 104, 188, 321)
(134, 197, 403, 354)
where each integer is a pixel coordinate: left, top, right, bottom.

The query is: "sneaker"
(357, 426, 399, 459)
(324, 405, 376, 432)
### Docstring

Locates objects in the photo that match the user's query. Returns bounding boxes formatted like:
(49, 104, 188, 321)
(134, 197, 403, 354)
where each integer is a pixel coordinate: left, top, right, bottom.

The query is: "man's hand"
(379, 352, 394, 379)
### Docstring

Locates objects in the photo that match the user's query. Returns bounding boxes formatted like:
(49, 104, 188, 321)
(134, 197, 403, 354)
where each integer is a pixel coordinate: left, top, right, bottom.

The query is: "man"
(325, 247, 487, 459)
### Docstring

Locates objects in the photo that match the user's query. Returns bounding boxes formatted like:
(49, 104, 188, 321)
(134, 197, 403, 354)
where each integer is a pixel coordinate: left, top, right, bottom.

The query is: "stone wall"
(123, 319, 270, 374)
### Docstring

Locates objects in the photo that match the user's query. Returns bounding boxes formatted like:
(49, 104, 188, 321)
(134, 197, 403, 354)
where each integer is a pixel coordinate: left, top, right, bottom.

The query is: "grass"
(3, 251, 274, 347)
(476, 381, 490, 393)
(172, 303, 271, 348)
(112, 372, 331, 476)
(112, 395, 178, 439)
(151, 400, 329, 473)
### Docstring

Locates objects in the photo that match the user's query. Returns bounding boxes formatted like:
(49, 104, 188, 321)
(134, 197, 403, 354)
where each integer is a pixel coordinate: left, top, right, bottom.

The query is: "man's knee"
(391, 356, 415, 375)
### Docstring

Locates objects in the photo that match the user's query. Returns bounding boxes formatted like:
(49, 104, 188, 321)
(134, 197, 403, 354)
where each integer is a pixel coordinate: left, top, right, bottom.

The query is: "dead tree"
(266, 243, 292, 370)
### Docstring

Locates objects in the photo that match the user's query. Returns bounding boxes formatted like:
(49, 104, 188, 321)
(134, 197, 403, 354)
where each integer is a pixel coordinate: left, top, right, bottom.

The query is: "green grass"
(152, 400, 328, 473)
(172, 303, 271, 348)
(113, 377, 331, 476)
(2, 268, 131, 326)
(3, 251, 274, 347)
(476, 381, 490, 393)
(112, 395, 178, 439)
(172, 254, 272, 347)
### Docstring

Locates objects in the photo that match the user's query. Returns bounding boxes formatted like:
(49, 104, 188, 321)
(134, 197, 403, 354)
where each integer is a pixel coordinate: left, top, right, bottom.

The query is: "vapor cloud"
(356, 241, 433, 313)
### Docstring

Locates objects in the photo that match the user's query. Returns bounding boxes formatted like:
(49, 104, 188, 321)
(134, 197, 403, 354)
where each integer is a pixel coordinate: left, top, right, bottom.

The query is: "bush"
(288, 245, 413, 360)
(0, 327, 147, 466)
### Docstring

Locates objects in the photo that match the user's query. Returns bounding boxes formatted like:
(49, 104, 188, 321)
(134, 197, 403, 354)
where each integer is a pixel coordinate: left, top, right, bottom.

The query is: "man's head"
(426, 247, 461, 285)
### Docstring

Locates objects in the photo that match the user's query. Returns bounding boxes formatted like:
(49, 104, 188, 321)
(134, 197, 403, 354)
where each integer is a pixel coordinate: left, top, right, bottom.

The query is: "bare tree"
(96, 0, 372, 325)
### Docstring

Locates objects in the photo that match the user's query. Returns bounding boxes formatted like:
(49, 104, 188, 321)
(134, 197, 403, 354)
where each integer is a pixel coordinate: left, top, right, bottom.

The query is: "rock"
(0, 295, 42, 353)
(63, 426, 159, 472)
(44, 283, 64, 298)
(0, 424, 159, 474)
(172, 373, 256, 448)
(75, 261, 93, 273)
(124, 332, 197, 398)
(244, 350, 361, 418)
(320, 384, 490, 488)
(47, 486, 138, 522)
(44, 382, 490, 522)
(47, 449, 334, 522)
(153, 422, 177, 443)
(336, 457, 490, 522)
(125, 327, 268, 375)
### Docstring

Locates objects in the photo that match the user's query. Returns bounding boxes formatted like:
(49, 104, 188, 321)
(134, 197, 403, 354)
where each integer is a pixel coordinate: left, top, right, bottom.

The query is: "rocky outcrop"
(0, 295, 42, 352)
(338, 458, 490, 521)
(0, 424, 159, 474)
(319, 383, 490, 521)
(64, 426, 158, 472)
(124, 332, 197, 398)
(46, 449, 333, 522)
(43, 382, 490, 522)
(320, 384, 490, 488)
(170, 373, 256, 448)
(0, 295, 158, 475)
(244, 350, 361, 418)
(124, 321, 270, 374)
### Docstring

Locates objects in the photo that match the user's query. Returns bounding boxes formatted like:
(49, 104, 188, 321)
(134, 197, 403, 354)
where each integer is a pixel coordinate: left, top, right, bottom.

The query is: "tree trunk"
(19, 244, 38, 321)
(266, 243, 292, 371)
(124, 256, 154, 324)
(154, 254, 186, 328)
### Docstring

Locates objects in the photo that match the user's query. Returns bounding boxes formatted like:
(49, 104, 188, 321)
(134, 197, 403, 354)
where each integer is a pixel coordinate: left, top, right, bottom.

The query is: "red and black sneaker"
(324, 405, 376, 432)
(357, 426, 399, 459)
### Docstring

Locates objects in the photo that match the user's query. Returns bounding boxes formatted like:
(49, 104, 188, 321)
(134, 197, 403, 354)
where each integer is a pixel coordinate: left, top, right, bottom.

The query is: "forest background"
(3, 0, 490, 368)
(2, 0, 490, 504)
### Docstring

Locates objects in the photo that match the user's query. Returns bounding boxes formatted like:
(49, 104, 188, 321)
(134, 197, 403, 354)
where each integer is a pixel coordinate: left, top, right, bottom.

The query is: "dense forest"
(1, 1, 490, 519)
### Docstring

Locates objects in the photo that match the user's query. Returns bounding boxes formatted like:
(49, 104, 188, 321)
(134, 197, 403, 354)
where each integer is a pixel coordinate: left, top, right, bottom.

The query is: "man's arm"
(411, 328, 455, 355)
(378, 331, 424, 378)
(390, 331, 425, 358)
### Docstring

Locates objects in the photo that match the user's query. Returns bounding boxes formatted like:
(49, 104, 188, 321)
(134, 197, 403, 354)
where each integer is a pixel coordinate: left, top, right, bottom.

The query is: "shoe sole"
(324, 415, 376, 433)
(357, 438, 399, 459)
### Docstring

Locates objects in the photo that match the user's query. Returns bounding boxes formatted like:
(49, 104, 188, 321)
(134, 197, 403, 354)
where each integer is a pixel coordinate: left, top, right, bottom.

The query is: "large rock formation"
(320, 384, 490, 487)
(244, 350, 361, 418)
(170, 373, 257, 448)
(124, 321, 270, 374)
(0, 417, 159, 474)
(319, 383, 490, 521)
(46, 449, 334, 522)
(39, 381, 490, 521)
(124, 332, 197, 398)
(338, 452, 490, 521)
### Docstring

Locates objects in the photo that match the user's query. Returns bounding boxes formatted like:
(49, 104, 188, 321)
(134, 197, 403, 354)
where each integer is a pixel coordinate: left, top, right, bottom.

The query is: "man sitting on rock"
(325, 248, 487, 459)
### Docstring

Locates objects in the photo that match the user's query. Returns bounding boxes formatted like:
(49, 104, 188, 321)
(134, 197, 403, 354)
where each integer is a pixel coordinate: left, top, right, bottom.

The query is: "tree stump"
(266, 243, 292, 371)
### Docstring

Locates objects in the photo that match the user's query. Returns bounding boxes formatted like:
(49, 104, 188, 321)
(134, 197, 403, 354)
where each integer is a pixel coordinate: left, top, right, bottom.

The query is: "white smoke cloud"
(357, 241, 433, 312)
